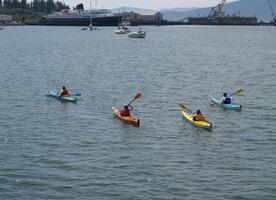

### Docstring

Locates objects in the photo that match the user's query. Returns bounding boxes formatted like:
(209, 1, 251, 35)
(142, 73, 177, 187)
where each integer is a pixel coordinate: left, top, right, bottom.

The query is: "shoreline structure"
(1, 0, 276, 26)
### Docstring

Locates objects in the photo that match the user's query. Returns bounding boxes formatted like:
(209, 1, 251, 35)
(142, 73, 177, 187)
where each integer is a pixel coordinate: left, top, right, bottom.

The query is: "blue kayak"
(47, 91, 77, 102)
(211, 97, 241, 110)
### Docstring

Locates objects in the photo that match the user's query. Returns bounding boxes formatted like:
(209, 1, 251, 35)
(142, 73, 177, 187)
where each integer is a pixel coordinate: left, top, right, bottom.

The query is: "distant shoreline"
(1, 18, 275, 27)
(2, 23, 275, 27)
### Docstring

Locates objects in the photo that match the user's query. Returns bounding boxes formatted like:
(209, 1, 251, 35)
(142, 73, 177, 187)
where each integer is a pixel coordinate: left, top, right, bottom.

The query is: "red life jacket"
(121, 109, 131, 117)
(60, 89, 69, 96)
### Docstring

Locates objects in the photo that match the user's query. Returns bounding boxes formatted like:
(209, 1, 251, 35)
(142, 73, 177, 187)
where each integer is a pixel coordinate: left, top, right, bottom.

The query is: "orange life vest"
(193, 114, 204, 121)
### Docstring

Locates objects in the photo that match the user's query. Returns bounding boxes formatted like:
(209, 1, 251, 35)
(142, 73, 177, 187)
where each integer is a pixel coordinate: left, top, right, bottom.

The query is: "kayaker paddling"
(59, 86, 69, 97)
(113, 93, 142, 127)
(179, 104, 212, 130)
(119, 93, 142, 117)
(120, 105, 133, 117)
(192, 109, 205, 121)
(220, 93, 231, 104)
(211, 89, 242, 110)
(113, 107, 140, 127)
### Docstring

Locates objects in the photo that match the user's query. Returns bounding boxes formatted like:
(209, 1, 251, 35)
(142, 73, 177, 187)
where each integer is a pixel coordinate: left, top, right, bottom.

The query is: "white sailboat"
(81, 1, 100, 31)
(114, 25, 131, 34)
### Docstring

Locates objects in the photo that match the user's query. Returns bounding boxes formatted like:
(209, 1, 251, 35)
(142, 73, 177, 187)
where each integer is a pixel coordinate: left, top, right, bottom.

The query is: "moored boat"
(45, 3, 121, 26)
(81, 2, 101, 31)
(115, 25, 131, 34)
(128, 27, 146, 38)
(81, 24, 100, 31)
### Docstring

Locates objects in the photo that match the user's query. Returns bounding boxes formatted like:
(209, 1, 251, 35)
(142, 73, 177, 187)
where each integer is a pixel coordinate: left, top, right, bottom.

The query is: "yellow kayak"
(179, 104, 212, 130)
(181, 110, 212, 130)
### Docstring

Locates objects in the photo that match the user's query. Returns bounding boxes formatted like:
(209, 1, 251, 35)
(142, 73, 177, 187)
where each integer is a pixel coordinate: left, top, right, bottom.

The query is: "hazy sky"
(68, 0, 237, 10)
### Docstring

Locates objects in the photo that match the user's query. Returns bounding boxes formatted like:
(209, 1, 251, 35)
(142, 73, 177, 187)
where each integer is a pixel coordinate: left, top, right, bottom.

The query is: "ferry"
(45, 3, 121, 26)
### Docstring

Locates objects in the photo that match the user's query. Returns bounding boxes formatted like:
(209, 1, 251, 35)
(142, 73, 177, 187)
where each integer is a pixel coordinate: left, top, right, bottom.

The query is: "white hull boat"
(128, 27, 146, 38)
(115, 26, 131, 34)
(82, 24, 100, 31)
(128, 31, 146, 38)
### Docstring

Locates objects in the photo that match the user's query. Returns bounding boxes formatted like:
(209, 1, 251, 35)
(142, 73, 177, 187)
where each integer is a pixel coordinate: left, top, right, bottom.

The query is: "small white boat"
(128, 28, 146, 38)
(81, 24, 100, 31)
(114, 25, 130, 34)
(81, 1, 100, 31)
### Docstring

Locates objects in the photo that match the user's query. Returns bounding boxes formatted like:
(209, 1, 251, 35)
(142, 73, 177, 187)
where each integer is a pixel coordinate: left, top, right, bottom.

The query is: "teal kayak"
(47, 91, 77, 102)
(211, 97, 241, 110)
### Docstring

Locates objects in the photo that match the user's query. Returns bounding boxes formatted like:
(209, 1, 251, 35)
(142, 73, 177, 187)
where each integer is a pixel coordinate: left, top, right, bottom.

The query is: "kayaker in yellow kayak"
(220, 93, 232, 104)
(59, 86, 70, 97)
(192, 110, 205, 121)
(120, 105, 133, 117)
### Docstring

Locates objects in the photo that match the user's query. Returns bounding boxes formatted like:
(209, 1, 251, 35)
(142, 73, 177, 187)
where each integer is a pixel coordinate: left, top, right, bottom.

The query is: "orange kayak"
(112, 107, 140, 127)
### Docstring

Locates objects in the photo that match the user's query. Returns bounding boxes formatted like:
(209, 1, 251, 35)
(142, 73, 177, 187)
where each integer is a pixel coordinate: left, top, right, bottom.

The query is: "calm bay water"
(0, 26, 276, 199)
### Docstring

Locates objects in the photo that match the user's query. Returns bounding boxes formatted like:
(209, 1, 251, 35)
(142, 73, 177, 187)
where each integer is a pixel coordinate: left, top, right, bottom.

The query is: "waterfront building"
(0, 15, 12, 24)
(115, 12, 163, 25)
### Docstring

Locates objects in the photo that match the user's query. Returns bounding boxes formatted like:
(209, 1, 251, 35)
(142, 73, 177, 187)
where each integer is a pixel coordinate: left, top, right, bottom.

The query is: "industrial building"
(181, 0, 259, 25)
(186, 16, 257, 25)
(115, 12, 163, 25)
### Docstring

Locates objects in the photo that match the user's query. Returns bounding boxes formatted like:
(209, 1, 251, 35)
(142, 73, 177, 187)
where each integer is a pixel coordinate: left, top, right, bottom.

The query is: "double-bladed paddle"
(127, 93, 142, 106)
(230, 89, 242, 96)
(179, 103, 193, 113)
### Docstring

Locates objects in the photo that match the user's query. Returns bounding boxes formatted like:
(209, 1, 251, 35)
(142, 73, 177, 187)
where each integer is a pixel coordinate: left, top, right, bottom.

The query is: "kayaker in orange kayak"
(192, 110, 205, 121)
(120, 105, 133, 117)
(59, 86, 69, 97)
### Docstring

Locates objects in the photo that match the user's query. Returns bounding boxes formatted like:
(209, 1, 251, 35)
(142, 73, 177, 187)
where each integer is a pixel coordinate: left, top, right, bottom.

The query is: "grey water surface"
(0, 26, 276, 199)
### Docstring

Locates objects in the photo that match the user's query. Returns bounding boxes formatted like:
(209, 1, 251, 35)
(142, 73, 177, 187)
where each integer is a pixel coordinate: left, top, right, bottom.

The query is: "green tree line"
(0, 0, 69, 13)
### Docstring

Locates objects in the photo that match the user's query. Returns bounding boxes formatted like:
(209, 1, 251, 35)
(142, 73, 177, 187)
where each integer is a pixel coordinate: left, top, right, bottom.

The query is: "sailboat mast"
(90, 1, 92, 26)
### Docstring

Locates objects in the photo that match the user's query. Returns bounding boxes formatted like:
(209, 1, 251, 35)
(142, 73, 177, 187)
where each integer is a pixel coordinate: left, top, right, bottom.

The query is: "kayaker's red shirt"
(60, 89, 69, 96)
(120, 109, 131, 117)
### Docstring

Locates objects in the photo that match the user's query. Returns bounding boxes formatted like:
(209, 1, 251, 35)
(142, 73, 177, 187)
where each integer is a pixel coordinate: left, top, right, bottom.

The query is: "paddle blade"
(179, 103, 193, 113)
(232, 89, 242, 96)
(134, 93, 142, 100)
(179, 103, 187, 110)
(127, 93, 142, 106)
